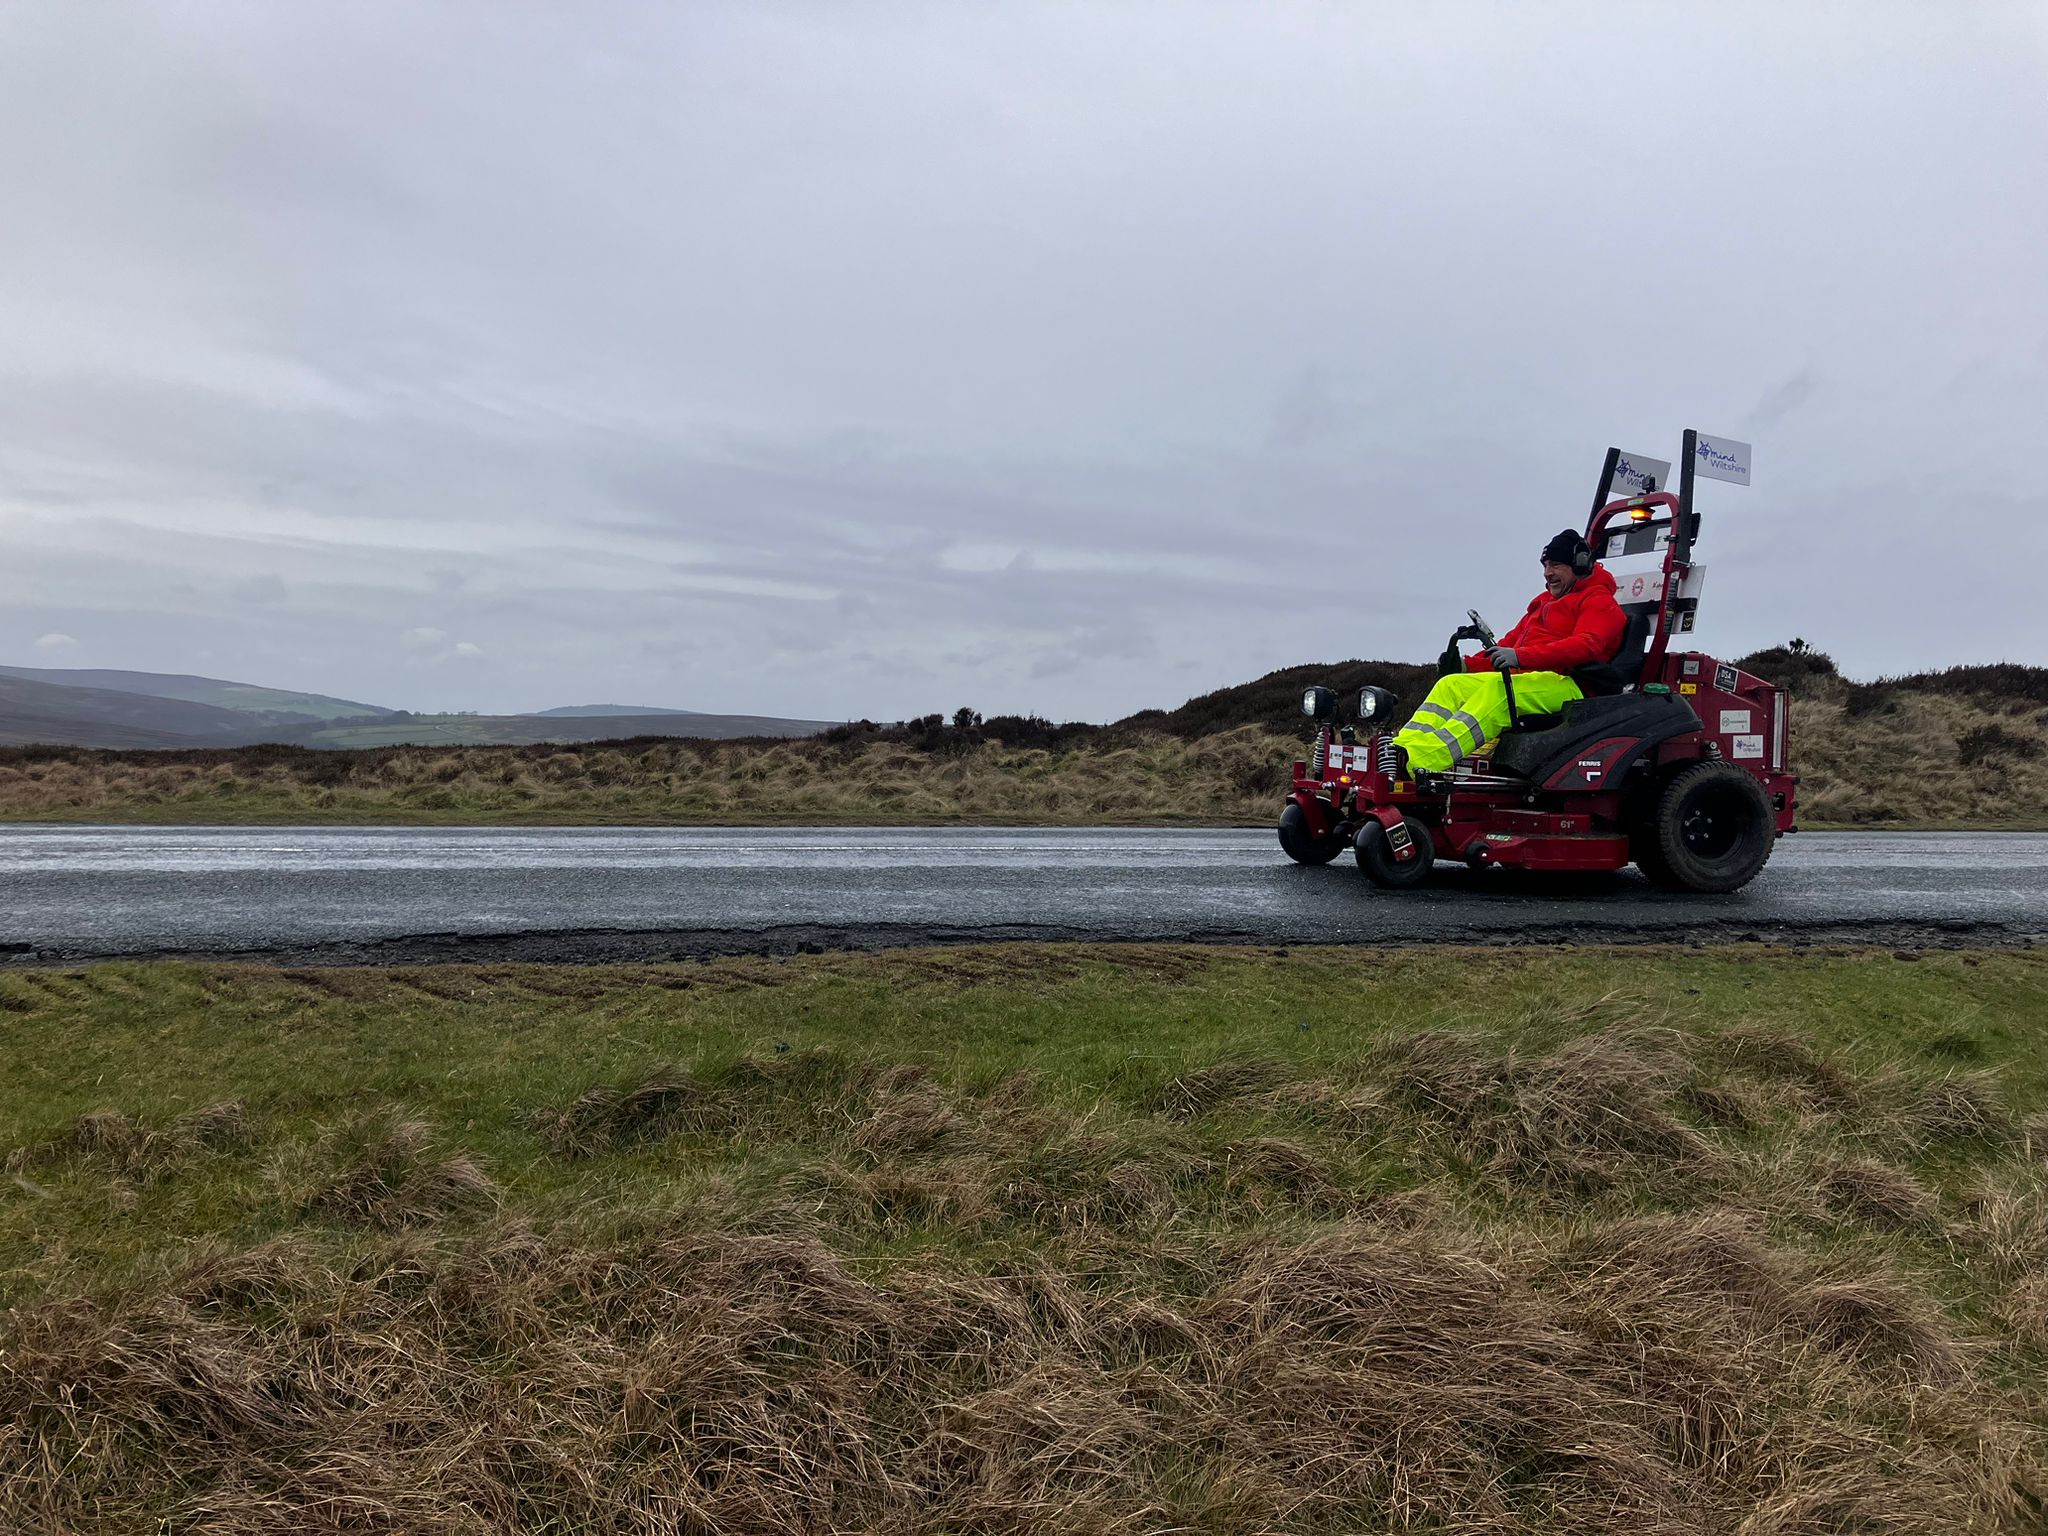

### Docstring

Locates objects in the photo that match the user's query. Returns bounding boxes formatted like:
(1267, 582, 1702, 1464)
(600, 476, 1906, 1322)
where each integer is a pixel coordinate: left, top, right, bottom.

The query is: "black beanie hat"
(1541, 528, 1588, 566)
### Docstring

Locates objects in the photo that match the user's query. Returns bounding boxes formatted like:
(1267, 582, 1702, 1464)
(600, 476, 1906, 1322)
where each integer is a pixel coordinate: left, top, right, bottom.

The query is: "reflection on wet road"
(1, 826, 2040, 961)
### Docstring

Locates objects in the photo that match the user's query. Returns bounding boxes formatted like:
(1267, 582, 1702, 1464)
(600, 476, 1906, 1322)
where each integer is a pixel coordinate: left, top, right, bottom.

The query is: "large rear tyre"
(1355, 816, 1436, 889)
(1642, 761, 1774, 893)
(1278, 803, 1344, 866)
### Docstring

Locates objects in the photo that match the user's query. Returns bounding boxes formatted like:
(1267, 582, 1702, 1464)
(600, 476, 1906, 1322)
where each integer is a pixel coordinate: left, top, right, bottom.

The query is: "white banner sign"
(1611, 451, 1671, 498)
(1693, 434, 1751, 486)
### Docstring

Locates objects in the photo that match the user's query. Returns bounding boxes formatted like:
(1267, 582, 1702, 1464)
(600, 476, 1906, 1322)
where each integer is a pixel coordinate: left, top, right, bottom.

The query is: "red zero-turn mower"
(1278, 430, 1796, 894)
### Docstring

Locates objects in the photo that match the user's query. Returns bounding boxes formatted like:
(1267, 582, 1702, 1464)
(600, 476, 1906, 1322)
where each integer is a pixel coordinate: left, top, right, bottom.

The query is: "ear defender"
(1542, 527, 1594, 577)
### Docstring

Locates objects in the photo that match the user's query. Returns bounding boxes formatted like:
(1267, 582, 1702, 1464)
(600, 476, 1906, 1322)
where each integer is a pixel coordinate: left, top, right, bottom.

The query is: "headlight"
(1301, 686, 1337, 720)
(1358, 686, 1400, 722)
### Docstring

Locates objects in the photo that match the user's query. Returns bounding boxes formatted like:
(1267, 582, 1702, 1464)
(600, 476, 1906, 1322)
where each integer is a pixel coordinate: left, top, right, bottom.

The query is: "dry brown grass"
(4, 685, 2041, 825)
(1791, 689, 2048, 826)
(0, 728, 1296, 825)
(4, 1214, 2038, 1532)
(8, 1000, 2048, 1531)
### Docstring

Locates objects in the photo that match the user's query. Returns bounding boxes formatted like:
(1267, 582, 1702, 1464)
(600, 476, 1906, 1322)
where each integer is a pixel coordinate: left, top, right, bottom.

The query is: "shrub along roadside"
(3, 946, 2048, 1531)
(2, 646, 2046, 826)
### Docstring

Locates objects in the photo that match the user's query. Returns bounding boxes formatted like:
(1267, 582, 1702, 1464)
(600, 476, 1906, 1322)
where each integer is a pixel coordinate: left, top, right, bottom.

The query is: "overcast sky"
(1, 3, 2042, 720)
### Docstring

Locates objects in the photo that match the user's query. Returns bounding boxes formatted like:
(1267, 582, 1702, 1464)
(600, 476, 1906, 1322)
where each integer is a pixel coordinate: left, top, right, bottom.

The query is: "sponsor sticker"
(1683, 659, 1700, 675)
(1732, 734, 1764, 759)
(1714, 662, 1739, 692)
(1720, 709, 1752, 734)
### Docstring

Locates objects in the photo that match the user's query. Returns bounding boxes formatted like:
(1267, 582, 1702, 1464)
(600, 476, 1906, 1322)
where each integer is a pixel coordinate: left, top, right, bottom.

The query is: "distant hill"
(295, 712, 835, 747)
(525, 704, 699, 718)
(0, 666, 390, 724)
(0, 672, 259, 749)
(0, 666, 833, 749)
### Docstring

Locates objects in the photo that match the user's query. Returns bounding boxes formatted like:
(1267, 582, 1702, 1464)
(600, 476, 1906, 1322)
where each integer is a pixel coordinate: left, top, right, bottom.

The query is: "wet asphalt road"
(0, 826, 2041, 964)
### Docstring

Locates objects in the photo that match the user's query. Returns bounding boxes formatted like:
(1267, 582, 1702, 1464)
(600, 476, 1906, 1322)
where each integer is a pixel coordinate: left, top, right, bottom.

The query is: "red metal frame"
(1585, 489, 1685, 680)
(1286, 645, 1798, 874)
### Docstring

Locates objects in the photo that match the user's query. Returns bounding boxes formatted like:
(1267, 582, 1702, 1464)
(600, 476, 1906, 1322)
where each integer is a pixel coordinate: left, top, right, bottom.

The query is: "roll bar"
(1579, 429, 1713, 679)
(1586, 429, 1700, 562)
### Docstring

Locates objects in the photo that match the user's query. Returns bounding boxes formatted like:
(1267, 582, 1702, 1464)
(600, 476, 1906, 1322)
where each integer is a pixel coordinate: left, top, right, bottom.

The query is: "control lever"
(1464, 610, 1519, 731)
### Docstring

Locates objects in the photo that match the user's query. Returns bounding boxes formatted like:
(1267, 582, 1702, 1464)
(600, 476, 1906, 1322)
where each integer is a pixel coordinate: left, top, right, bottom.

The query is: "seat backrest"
(1576, 514, 1680, 692)
(1572, 609, 1654, 696)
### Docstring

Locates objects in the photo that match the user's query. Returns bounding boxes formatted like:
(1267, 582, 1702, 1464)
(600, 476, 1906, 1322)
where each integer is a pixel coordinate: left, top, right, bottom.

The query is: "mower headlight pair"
(1304, 685, 1400, 723)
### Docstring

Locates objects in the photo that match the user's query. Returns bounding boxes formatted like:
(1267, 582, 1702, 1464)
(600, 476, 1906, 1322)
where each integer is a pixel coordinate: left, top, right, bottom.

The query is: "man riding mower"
(1278, 431, 1796, 895)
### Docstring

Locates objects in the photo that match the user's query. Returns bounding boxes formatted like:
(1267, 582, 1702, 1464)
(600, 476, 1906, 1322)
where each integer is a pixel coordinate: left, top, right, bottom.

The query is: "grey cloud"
(1, 3, 2043, 720)
(1742, 372, 1820, 436)
(230, 573, 290, 606)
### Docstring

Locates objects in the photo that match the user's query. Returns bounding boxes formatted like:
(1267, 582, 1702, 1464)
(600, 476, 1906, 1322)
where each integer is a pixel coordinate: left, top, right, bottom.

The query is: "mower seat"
(1492, 609, 1655, 737)
(1488, 691, 1699, 781)
(1570, 609, 1654, 697)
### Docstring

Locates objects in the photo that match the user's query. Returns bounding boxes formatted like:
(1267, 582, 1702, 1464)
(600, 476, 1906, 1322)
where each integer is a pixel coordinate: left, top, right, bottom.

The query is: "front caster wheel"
(1278, 803, 1345, 866)
(1355, 816, 1436, 889)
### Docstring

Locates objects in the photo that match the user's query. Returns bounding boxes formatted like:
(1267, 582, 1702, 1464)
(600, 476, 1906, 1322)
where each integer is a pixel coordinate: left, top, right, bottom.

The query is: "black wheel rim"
(1679, 783, 1747, 861)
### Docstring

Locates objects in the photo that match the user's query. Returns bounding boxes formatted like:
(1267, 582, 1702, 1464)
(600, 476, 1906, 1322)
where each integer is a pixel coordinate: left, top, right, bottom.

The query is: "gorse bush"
(1958, 723, 2042, 767)
(1732, 641, 1840, 694)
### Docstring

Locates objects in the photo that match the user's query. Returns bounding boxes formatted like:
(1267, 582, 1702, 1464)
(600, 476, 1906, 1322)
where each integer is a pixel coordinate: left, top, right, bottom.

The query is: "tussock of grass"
(1374, 1026, 1720, 1196)
(6, 949, 2048, 1530)
(295, 1111, 499, 1229)
(6, 1100, 254, 1184)
(1896, 1072, 2016, 1150)
(1816, 1156, 1938, 1228)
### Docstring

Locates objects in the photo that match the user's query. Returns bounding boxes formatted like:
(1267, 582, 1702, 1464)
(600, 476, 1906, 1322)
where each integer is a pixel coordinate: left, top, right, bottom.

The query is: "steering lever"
(1465, 609, 1519, 731)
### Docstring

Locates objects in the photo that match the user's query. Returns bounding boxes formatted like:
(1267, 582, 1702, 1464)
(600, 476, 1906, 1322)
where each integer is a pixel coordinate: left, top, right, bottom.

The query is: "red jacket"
(1467, 564, 1626, 674)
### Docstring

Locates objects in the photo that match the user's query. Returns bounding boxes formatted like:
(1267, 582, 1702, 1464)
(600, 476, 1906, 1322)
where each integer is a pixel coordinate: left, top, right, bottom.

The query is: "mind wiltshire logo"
(1698, 442, 1743, 477)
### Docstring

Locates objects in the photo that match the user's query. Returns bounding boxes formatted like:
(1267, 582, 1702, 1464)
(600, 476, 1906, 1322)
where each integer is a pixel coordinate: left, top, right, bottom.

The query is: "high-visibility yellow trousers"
(1392, 671, 1585, 772)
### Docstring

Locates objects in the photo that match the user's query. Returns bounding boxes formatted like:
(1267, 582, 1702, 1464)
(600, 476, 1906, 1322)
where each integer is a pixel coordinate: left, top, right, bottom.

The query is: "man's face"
(1541, 559, 1576, 597)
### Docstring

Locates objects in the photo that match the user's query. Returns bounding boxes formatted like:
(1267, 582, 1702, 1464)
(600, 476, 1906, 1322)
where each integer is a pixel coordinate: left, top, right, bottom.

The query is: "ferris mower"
(1278, 430, 1795, 894)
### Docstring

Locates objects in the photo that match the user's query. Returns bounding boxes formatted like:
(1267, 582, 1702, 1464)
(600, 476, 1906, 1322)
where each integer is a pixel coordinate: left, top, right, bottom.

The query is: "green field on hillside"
(5, 946, 2047, 1532)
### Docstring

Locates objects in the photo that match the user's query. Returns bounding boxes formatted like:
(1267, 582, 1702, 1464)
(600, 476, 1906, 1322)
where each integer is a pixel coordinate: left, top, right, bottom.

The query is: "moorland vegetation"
(0, 646, 2042, 828)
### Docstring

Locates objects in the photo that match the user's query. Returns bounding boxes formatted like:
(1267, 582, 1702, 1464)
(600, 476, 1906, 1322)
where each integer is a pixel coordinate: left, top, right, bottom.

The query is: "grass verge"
(5, 945, 2048, 1531)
